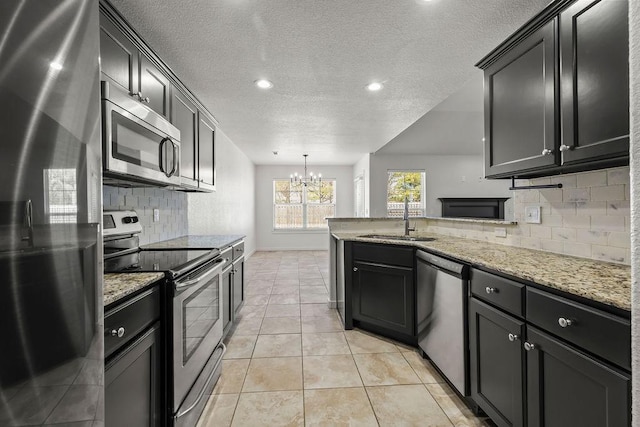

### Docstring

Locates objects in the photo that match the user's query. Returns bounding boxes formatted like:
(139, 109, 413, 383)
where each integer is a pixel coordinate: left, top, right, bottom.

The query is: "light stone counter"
(333, 232, 631, 312)
(104, 272, 165, 307)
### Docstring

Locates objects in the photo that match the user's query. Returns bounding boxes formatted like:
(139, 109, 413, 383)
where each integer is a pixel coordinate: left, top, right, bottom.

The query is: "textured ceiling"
(109, 0, 551, 165)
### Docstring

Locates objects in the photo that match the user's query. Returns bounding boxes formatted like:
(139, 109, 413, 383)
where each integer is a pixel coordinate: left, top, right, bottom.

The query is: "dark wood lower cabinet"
(222, 265, 233, 336)
(469, 298, 525, 427)
(352, 260, 414, 339)
(233, 258, 244, 314)
(526, 326, 630, 427)
(105, 322, 162, 427)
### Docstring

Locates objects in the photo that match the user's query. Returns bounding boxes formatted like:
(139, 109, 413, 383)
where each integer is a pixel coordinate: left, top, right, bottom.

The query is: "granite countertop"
(104, 272, 165, 306)
(141, 234, 245, 250)
(328, 217, 517, 225)
(333, 232, 631, 312)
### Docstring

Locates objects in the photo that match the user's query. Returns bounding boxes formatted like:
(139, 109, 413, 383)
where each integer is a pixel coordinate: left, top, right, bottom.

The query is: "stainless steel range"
(103, 210, 227, 426)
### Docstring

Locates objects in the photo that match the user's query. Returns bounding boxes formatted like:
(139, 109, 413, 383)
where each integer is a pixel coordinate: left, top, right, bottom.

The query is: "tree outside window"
(387, 171, 425, 217)
(274, 180, 336, 229)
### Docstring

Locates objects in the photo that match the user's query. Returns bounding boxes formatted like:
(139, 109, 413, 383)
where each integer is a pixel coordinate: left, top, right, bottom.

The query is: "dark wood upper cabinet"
(560, 0, 629, 165)
(139, 54, 170, 118)
(99, 12, 138, 96)
(477, 0, 629, 179)
(483, 19, 558, 178)
(171, 89, 198, 188)
(198, 113, 216, 191)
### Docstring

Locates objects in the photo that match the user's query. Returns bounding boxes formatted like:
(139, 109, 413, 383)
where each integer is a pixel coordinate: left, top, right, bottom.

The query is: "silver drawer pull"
(558, 317, 573, 328)
(110, 327, 125, 338)
(541, 148, 553, 156)
(353, 267, 358, 272)
(485, 286, 497, 294)
(508, 333, 519, 342)
(524, 342, 536, 351)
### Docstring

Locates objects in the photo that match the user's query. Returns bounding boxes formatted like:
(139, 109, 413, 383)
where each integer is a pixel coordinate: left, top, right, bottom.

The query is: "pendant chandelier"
(290, 154, 321, 187)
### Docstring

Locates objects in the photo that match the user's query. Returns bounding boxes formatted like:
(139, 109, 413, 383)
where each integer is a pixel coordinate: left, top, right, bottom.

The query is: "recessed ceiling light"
(49, 61, 63, 70)
(255, 79, 273, 89)
(366, 82, 383, 91)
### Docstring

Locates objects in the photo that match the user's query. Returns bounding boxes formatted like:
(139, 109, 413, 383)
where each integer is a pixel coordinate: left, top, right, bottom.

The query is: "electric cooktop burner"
(104, 249, 217, 278)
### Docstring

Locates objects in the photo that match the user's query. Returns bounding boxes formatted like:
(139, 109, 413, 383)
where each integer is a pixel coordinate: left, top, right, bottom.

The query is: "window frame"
(273, 179, 336, 231)
(386, 170, 426, 218)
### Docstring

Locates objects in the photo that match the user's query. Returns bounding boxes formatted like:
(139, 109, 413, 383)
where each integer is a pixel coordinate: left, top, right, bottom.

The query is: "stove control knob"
(111, 327, 125, 338)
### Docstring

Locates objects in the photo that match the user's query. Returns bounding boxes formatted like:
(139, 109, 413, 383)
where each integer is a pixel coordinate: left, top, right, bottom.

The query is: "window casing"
(387, 170, 425, 217)
(273, 179, 336, 229)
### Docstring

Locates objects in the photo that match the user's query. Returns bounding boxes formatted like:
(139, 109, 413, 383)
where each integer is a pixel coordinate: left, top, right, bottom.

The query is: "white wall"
(255, 164, 354, 251)
(353, 153, 371, 217)
(368, 153, 513, 218)
(188, 128, 257, 255)
(629, 1, 639, 421)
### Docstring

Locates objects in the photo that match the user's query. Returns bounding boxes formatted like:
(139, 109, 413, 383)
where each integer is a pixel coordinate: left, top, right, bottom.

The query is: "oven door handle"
(175, 342, 226, 421)
(175, 258, 228, 290)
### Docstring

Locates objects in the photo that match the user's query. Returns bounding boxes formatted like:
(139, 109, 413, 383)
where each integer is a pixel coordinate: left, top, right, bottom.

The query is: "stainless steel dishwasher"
(416, 250, 470, 397)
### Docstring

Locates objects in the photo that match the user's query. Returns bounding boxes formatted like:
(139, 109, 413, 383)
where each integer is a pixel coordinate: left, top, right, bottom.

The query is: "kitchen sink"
(359, 234, 436, 242)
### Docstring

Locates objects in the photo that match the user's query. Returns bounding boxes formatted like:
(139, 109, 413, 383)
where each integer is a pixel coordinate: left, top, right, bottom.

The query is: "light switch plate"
(153, 208, 160, 222)
(494, 227, 507, 238)
(525, 206, 541, 224)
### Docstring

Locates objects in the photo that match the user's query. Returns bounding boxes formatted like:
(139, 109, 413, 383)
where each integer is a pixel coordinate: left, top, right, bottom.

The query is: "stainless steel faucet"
(403, 197, 415, 236)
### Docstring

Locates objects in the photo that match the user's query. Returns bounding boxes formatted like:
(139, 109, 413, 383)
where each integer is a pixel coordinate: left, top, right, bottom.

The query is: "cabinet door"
(105, 322, 162, 427)
(198, 113, 216, 191)
(560, 0, 629, 165)
(351, 261, 414, 336)
(171, 89, 198, 188)
(99, 11, 138, 95)
(222, 267, 232, 336)
(233, 259, 244, 314)
(484, 19, 558, 178)
(525, 326, 630, 427)
(139, 54, 170, 118)
(469, 298, 525, 427)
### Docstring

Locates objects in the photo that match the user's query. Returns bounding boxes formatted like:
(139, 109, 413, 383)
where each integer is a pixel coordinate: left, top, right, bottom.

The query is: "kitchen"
(0, 0, 638, 426)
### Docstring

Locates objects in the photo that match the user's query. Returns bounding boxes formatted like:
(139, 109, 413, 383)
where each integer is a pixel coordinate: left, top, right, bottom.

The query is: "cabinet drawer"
(526, 287, 630, 371)
(105, 286, 161, 358)
(232, 241, 244, 261)
(352, 243, 414, 267)
(471, 269, 525, 317)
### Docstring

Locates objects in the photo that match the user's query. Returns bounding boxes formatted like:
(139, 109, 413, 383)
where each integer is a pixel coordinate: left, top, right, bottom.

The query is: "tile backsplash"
(103, 186, 188, 245)
(425, 166, 631, 264)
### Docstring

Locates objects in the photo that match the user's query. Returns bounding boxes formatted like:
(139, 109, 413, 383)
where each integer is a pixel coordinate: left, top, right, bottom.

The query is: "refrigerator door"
(0, 1, 103, 425)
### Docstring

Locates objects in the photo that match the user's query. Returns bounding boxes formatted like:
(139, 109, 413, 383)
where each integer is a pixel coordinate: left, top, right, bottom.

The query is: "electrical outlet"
(494, 227, 507, 238)
(153, 208, 160, 222)
(525, 206, 541, 224)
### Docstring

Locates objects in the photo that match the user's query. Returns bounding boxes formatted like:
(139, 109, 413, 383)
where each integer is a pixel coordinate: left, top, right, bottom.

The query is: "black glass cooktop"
(104, 249, 217, 278)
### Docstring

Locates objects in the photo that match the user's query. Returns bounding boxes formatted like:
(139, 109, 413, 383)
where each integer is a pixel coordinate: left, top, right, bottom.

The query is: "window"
(274, 179, 336, 229)
(44, 168, 78, 223)
(387, 170, 425, 217)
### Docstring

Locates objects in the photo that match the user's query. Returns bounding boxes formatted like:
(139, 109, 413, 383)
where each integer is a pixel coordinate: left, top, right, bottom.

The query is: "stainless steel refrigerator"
(0, 1, 103, 425)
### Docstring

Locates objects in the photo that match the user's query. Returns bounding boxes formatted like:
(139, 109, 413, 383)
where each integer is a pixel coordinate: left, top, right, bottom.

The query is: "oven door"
(102, 82, 181, 186)
(172, 256, 226, 409)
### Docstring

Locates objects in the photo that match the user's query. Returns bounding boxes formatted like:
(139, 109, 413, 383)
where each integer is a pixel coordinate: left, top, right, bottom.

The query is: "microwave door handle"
(169, 140, 178, 177)
(159, 137, 172, 177)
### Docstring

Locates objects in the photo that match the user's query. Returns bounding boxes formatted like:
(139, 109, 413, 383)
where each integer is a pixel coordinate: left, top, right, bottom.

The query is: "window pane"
(387, 171, 425, 217)
(274, 204, 303, 229)
(307, 204, 334, 228)
(307, 181, 335, 204)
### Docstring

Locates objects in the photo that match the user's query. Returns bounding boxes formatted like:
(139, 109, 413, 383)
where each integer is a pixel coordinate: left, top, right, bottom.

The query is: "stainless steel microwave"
(101, 81, 181, 187)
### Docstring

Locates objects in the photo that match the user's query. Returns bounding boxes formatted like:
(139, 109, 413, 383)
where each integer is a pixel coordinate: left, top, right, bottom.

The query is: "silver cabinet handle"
(524, 342, 536, 351)
(485, 286, 497, 294)
(559, 144, 571, 152)
(541, 148, 553, 156)
(353, 267, 358, 272)
(134, 92, 150, 103)
(110, 327, 125, 338)
(168, 140, 178, 177)
(558, 317, 573, 328)
(508, 333, 519, 342)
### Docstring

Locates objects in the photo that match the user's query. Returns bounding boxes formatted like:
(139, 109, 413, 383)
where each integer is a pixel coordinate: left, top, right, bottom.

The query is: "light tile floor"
(197, 250, 493, 427)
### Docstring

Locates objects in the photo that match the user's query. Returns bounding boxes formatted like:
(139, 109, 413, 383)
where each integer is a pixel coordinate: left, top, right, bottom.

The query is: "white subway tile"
(522, 190, 541, 203)
(576, 229, 610, 245)
(563, 188, 590, 203)
(552, 227, 577, 241)
(539, 188, 563, 202)
(607, 167, 630, 185)
(562, 215, 590, 229)
(547, 202, 576, 216)
(541, 215, 563, 227)
(575, 201, 607, 216)
(512, 224, 530, 237)
(591, 245, 628, 264)
(563, 242, 592, 258)
(530, 225, 552, 239)
(608, 231, 631, 249)
(591, 185, 624, 202)
(577, 171, 607, 188)
(521, 237, 542, 250)
(606, 200, 630, 217)
(541, 239, 564, 254)
(591, 215, 625, 231)
(551, 174, 577, 188)
(531, 177, 551, 186)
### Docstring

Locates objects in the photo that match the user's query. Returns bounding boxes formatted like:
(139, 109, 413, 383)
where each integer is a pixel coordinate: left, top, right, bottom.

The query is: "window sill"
(272, 228, 329, 234)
